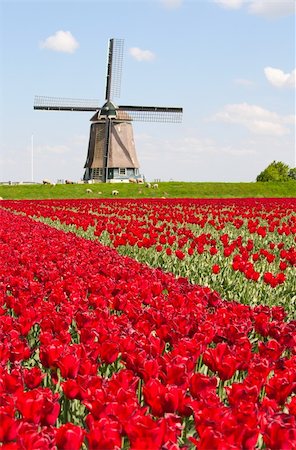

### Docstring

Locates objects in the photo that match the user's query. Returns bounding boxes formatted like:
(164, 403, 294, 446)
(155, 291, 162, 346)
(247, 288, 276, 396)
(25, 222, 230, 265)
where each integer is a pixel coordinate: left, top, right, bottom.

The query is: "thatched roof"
(84, 121, 139, 169)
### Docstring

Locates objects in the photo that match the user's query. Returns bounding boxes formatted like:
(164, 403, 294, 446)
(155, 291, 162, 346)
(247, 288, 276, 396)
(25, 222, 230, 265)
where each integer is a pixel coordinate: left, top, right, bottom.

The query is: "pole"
(31, 134, 34, 182)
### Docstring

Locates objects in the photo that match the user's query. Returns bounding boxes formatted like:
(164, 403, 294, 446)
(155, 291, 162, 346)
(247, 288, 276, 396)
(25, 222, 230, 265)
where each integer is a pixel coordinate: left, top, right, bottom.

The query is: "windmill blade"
(118, 105, 183, 123)
(34, 96, 99, 112)
(105, 38, 124, 101)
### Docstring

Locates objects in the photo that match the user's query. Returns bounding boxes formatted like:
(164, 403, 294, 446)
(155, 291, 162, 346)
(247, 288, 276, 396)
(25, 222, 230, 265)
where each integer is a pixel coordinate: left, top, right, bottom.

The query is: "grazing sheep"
(129, 178, 137, 183)
(65, 179, 75, 184)
(152, 183, 159, 189)
(112, 190, 119, 196)
(43, 179, 51, 185)
(137, 178, 144, 184)
(86, 188, 93, 194)
(145, 182, 151, 188)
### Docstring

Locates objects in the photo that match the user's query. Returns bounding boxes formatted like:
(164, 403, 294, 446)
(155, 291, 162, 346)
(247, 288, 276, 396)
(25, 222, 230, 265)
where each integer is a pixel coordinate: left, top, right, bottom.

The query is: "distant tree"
(256, 161, 290, 182)
(288, 167, 296, 180)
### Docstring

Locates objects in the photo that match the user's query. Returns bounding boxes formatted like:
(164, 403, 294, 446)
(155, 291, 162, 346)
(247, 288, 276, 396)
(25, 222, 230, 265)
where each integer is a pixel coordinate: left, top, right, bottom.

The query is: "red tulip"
(0, 412, 19, 442)
(203, 342, 240, 381)
(86, 417, 122, 450)
(55, 423, 85, 450)
(212, 264, 220, 274)
(175, 250, 185, 260)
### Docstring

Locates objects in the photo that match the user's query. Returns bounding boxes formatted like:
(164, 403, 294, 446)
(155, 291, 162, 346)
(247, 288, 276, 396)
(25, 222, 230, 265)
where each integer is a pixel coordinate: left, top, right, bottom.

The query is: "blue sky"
(0, 0, 295, 182)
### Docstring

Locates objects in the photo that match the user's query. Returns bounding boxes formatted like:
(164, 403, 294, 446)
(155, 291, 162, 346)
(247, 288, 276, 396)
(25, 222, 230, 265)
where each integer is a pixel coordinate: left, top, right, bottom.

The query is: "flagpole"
(31, 134, 34, 182)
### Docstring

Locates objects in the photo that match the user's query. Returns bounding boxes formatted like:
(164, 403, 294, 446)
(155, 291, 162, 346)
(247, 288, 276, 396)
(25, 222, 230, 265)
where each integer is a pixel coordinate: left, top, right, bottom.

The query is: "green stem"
(218, 378, 225, 401)
(137, 378, 143, 406)
(63, 396, 70, 424)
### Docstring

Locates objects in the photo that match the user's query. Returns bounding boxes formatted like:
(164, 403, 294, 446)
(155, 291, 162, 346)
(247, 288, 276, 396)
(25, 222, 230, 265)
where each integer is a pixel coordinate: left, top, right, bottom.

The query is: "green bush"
(288, 167, 296, 180)
(256, 160, 291, 182)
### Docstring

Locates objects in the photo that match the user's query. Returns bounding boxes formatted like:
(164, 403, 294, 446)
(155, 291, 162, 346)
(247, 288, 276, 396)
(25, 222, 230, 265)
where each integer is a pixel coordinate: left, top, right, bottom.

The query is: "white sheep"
(86, 188, 93, 194)
(112, 190, 119, 196)
(43, 179, 51, 185)
(145, 182, 151, 188)
(152, 183, 158, 189)
(137, 178, 144, 184)
(129, 178, 137, 183)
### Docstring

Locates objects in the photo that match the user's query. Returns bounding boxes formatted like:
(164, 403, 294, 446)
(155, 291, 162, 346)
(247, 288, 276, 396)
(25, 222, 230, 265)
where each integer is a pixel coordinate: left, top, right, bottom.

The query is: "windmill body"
(84, 101, 140, 182)
(34, 39, 183, 183)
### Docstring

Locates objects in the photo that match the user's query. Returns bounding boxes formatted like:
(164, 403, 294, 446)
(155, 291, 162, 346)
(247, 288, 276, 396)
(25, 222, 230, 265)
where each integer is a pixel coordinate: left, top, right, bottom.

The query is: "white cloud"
(40, 31, 79, 54)
(135, 126, 294, 182)
(248, 0, 295, 18)
(129, 47, 155, 62)
(69, 134, 88, 146)
(234, 78, 255, 87)
(284, 115, 296, 125)
(214, 0, 244, 10)
(136, 133, 256, 161)
(160, 0, 183, 8)
(212, 103, 294, 136)
(214, 0, 295, 18)
(264, 67, 296, 88)
(179, 137, 256, 157)
(41, 144, 69, 154)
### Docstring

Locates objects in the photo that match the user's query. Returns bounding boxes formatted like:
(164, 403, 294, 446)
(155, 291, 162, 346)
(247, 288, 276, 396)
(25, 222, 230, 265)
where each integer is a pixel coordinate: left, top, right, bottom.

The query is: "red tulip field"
(0, 198, 295, 449)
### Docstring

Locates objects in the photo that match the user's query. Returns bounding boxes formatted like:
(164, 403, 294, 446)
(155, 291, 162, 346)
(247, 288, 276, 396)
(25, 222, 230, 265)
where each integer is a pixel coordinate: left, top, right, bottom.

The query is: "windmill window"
(119, 168, 126, 175)
(93, 168, 103, 179)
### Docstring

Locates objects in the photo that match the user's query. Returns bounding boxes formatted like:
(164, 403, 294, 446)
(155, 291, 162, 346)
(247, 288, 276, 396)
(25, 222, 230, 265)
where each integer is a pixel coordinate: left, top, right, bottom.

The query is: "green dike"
(0, 181, 296, 200)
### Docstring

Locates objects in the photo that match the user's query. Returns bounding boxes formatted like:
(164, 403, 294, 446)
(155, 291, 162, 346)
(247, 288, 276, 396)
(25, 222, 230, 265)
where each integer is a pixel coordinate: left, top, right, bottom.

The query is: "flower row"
(3, 198, 295, 316)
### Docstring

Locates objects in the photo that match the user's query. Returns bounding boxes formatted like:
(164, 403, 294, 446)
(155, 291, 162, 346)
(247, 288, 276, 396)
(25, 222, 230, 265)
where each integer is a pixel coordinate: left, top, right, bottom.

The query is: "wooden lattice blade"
(105, 39, 124, 101)
(34, 96, 99, 112)
(118, 105, 183, 122)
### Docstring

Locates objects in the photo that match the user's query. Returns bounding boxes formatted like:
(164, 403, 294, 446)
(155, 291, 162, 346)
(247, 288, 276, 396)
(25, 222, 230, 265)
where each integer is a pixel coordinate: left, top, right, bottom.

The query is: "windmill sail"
(34, 96, 99, 112)
(118, 105, 183, 122)
(101, 39, 125, 181)
(105, 39, 124, 101)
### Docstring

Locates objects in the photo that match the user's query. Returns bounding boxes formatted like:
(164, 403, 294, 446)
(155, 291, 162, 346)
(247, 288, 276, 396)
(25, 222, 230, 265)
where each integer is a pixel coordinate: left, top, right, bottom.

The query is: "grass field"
(1, 181, 296, 199)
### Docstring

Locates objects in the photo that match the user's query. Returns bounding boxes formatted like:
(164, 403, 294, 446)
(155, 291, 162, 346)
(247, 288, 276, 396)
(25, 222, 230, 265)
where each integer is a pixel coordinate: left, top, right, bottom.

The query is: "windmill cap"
(102, 100, 118, 115)
(90, 101, 133, 122)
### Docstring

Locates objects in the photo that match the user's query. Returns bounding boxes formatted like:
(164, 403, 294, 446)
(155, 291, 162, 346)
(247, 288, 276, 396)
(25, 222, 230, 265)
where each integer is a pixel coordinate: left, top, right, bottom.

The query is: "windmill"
(34, 38, 183, 183)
